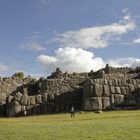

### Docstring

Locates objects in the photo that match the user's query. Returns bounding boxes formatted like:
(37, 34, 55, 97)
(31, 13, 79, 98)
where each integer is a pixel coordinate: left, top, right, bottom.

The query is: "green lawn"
(0, 110, 140, 140)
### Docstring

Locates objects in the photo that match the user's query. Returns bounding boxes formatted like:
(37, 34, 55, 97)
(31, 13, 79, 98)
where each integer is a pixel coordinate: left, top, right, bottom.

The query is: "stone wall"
(0, 66, 140, 117)
(83, 78, 140, 111)
(0, 76, 34, 116)
(5, 72, 89, 117)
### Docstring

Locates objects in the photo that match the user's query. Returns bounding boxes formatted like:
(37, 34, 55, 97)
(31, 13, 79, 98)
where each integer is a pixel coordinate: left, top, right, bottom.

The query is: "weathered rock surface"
(102, 97, 110, 110)
(0, 66, 140, 117)
(20, 94, 28, 105)
(14, 92, 22, 101)
(7, 101, 22, 117)
(103, 85, 110, 96)
(93, 84, 103, 97)
(83, 97, 102, 111)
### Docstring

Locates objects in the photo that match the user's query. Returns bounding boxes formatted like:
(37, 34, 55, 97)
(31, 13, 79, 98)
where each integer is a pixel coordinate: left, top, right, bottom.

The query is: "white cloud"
(0, 64, 8, 72)
(21, 32, 46, 52)
(107, 57, 140, 68)
(21, 41, 46, 52)
(54, 13, 135, 49)
(133, 38, 140, 44)
(37, 47, 105, 74)
(36, 11, 138, 75)
(37, 47, 140, 74)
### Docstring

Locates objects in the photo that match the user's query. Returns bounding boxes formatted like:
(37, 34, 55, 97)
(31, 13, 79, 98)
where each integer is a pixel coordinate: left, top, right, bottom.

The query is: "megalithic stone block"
(83, 97, 102, 111)
(7, 101, 22, 117)
(93, 84, 103, 97)
(129, 84, 135, 93)
(83, 84, 94, 98)
(115, 87, 121, 94)
(36, 95, 43, 104)
(102, 97, 110, 110)
(120, 87, 126, 95)
(14, 92, 22, 101)
(20, 93, 28, 105)
(103, 85, 110, 97)
(108, 80, 113, 86)
(30, 96, 36, 105)
(110, 94, 115, 109)
(114, 94, 124, 106)
(110, 86, 115, 94)
(42, 93, 48, 102)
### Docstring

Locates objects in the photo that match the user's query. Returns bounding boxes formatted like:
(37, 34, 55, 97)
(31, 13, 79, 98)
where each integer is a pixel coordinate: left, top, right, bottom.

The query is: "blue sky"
(0, 0, 140, 77)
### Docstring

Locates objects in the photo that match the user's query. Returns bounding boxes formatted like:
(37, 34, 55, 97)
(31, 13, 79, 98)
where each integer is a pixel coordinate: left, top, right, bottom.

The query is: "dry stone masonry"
(0, 65, 140, 117)
(83, 65, 140, 111)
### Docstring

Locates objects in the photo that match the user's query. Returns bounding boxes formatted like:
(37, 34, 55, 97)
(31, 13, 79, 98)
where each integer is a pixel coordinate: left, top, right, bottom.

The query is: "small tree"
(13, 72, 24, 79)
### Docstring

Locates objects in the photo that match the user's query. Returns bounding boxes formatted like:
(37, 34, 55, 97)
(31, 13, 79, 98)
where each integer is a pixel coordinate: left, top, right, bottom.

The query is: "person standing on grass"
(24, 110, 27, 116)
(23, 106, 27, 117)
(70, 106, 75, 117)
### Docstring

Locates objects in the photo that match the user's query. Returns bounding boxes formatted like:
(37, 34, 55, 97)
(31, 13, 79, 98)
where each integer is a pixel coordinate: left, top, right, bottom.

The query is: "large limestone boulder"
(93, 84, 103, 97)
(20, 93, 28, 105)
(102, 97, 110, 110)
(114, 79, 118, 86)
(48, 93, 54, 101)
(118, 79, 122, 87)
(120, 87, 126, 95)
(7, 95, 14, 103)
(36, 95, 42, 104)
(114, 94, 124, 106)
(132, 79, 137, 85)
(83, 97, 102, 111)
(86, 79, 94, 85)
(125, 87, 130, 93)
(103, 85, 110, 96)
(83, 84, 94, 98)
(14, 92, 22, 101)
(110, 86, 115, 94)
(129, 84, 135, 92)
(29, 96, 36, 105)
(7, 101, 22, 117)
(108, 80, 113, 86)
(121, 80, 127, 86)
(110, 94, 114, 105)
(42, 93, 48, 102)
(115, 87, 121, 94)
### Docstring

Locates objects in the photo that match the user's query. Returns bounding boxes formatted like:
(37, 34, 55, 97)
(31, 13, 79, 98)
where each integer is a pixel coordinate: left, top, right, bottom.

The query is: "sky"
(0, 0, 140, 77)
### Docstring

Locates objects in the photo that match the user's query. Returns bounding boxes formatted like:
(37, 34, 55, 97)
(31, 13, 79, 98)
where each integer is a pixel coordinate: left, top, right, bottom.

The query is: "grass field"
(0, 110, 140, 140)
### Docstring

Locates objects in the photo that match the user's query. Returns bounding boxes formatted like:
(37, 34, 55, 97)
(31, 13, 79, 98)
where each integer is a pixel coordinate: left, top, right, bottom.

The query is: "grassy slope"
(0, 110, 140, 140)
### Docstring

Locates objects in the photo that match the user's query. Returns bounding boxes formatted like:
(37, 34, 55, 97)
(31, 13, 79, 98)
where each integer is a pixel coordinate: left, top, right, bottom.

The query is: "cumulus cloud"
(0, 64, 8, 72)
(36, 12, 138, 74)
(107, 57, 140, 68)
(37, 47, 140, 74)
(53, 14, 135, 49)
(37, 47, 105, 74)
(133, 38, 140, 44)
